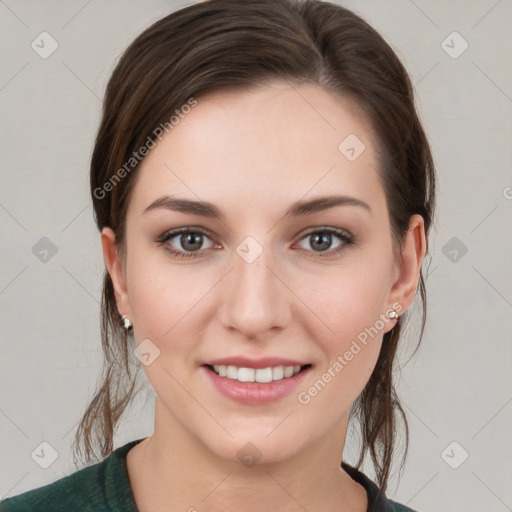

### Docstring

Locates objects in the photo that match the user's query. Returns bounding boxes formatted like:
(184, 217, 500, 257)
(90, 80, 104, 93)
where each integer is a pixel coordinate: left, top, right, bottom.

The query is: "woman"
(0, 0, 435, 510)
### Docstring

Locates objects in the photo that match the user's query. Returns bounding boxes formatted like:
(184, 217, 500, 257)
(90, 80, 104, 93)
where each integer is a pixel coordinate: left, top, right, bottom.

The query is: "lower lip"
(201, 365, 312, 405)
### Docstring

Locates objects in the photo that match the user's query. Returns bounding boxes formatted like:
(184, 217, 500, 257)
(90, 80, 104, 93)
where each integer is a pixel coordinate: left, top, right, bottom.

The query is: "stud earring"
(121, 314, 133, 330)
(387, 310, 399, 320)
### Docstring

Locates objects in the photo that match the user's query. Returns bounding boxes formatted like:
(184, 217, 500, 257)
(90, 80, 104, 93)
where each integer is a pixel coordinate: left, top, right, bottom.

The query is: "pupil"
(312, 233, 331, 251)
(182, 233, 202, 251)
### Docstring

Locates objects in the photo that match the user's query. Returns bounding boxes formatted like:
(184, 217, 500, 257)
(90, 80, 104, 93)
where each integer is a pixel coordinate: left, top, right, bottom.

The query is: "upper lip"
(203, 357, 311, 369)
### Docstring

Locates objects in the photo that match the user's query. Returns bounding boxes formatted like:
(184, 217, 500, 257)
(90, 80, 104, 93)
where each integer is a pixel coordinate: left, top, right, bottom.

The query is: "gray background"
(1, 1, 511, 510)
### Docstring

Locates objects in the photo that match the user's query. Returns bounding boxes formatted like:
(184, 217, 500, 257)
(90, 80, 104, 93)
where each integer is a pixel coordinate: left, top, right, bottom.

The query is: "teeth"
(211, 364, 303, 383)
(272, 366, 284, 380)
(227, 365, 238, 379)
(238, 367, 255, 382)
(284, 366, 294, 378)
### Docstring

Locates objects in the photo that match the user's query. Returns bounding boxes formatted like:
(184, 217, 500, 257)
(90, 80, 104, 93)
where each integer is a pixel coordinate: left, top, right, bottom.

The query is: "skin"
(101, 81, 426, 512)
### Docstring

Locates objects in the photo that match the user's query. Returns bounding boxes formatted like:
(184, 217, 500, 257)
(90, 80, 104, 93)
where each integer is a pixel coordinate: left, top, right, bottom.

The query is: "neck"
(126, 396, 367, 512)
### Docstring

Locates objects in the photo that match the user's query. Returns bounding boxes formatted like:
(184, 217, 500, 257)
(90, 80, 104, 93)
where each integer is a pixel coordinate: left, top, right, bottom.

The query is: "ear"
(386, 214, 427, 326)
(101, 227, 131, 318)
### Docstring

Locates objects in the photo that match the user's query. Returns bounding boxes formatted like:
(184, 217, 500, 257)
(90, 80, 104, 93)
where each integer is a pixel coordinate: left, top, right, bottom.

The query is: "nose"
(218, 240, 291, 340)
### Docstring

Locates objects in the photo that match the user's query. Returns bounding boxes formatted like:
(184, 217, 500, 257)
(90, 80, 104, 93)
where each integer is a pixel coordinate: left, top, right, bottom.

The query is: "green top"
(0, 438, 417, 511)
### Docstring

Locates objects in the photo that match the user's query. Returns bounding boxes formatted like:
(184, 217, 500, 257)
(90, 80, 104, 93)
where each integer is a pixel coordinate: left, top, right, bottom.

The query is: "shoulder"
(383, 498, 418, 512)
(0, 439, 143, 512)
(341, 462, 419, 512)
(0, 461, 107, 512)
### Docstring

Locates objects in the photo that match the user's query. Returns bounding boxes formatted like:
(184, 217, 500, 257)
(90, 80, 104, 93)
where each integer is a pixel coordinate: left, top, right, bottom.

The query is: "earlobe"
(389, 214, 427, 314)
(100, 227, 130, 317)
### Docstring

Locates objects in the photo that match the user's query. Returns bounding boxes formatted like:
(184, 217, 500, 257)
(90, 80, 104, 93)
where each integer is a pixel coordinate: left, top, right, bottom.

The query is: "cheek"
(125, 249, 213, 360)
(292, 255, 391, 401)
(126, 261, 206, 407)
(296, 255, 391, 342)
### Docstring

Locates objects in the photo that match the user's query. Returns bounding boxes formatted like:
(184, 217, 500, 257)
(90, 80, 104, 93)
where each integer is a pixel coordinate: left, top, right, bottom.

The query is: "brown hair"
(76, 0, 436, 493)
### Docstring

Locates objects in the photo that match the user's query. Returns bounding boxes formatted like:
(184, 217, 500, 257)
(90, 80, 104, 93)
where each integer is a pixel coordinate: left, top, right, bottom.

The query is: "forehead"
(128, 81, 386, 220)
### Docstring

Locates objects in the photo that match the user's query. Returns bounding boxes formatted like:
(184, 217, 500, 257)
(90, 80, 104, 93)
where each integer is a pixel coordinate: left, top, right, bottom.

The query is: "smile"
(202, 363, 312, 405)
(209, 364, 310, 383)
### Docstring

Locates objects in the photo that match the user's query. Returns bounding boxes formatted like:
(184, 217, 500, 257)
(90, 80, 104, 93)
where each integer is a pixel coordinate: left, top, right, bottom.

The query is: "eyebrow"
(143, 194, 372, 219)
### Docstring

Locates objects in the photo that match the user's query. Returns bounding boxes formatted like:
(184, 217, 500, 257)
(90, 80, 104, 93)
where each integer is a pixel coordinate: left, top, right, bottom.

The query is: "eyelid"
(155, 226, 215, 241)
(297, 225, 353, 239)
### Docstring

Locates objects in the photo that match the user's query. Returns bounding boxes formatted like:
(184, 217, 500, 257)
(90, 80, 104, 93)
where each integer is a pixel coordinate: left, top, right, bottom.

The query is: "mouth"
(201, 362, 313, 405)
(203, 363, 313, 384)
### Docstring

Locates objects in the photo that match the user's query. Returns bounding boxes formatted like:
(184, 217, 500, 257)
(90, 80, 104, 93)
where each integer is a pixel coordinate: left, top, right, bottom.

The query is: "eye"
(295, 227, 355, 256)
(155, 227, 217, 259)
(155, 226, 355, 260)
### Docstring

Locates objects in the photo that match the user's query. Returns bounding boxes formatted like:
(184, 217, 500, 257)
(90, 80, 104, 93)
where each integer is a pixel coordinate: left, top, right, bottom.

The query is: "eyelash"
(154, 226, 355, 260)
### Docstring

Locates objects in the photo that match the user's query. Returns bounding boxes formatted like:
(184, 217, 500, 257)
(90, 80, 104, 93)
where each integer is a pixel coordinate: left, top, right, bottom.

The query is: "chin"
(201, 428, 307, 467)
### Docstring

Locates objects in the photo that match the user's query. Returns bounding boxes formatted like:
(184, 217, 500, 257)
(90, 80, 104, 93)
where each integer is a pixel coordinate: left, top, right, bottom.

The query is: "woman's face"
(103, 81, 423, 464)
